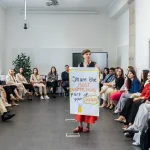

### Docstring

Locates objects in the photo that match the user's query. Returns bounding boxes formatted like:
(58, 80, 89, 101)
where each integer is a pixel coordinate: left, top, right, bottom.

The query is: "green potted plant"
(13, 53, 32, 81)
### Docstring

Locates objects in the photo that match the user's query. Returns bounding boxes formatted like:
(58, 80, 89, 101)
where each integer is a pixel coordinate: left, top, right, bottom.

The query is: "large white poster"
(69, 67, 100, 116)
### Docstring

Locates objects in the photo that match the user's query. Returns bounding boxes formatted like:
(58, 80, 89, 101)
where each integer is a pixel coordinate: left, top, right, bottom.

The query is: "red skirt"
(74, 114, 98, 124)
(110, 92, 123, 102)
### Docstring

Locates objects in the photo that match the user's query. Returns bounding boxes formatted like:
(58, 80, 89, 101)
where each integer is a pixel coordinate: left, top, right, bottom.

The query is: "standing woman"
(16, 68, 38, 99)
(30, 68, 49, 100)
(47, 66, 58, 98)
(73, 49, 99, 133)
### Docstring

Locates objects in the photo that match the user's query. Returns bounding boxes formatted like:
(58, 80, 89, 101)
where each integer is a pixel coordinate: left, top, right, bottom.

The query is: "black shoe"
(52, 94, 56, 98)
(123, 128, 139, 134)
(124, 132, 134, 138)
(65, 92, 69, 97)
(50, 91, 53, 98)
(1, 112, 16, 121)
(28, 96, 33, 101)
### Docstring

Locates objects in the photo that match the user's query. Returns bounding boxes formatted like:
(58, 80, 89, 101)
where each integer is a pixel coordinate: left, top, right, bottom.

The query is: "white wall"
(135, 0, 150, 76)
(4, 9, 117, 75)
(0, 6, 6, 74)
(116, 9, 129, 47)
(116, 9, 129, 71)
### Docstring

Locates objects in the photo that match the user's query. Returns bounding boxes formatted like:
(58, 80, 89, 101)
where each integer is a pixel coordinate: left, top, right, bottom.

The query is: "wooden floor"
(0, 97, 141, 150)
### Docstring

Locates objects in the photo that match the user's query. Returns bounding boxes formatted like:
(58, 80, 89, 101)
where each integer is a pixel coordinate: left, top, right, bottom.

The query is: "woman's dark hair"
(103, 67, 109, 79)
(116, 67, 124, 79)
(50, 66, 57, 75)
(141, 70, 149, 84)
(19, 67, 24, 75)
(33, 68, 38, 75)
(127, 70, 140, 90)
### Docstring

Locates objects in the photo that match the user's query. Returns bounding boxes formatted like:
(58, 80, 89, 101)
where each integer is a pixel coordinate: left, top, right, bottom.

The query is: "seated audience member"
(99, 68, 109, 90)
(114, 70, 140, 114)
(6, 69, 30, 99)
(115, 72, 150, 126)
(101, 67, 114, 85)
(100, 67, 115, 107)
(30, 68, 49, 100)
(16, 68, 38, 100)
(47, 66, 58, 98)
(125, 66, 134, 77)
(102, 68, 109, 80)
(0, 85, 22, 106)
(140, 70, 149, 91)
(123, 102, 150, 146)
(107, 68, 125, 109)
(0, 86, 13, 107)
(115, 67, 120, 74)
(61, 65, 69, 97)
(0, 98, 15, 121)
(110, 66, 135, 106)
(129, 69, 150, 99)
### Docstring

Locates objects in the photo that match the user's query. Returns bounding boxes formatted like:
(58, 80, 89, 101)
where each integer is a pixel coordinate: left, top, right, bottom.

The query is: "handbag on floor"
(140, 119, 150, 150)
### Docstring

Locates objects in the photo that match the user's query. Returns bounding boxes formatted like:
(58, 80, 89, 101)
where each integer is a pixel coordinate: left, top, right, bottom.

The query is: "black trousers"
(3, 85, 17, 103)
(23, 83, 35, 93)
(120, 98, 143, 125)
(99, 83, 103, 91)
(62, 81, 69, 93)
(47, 81, 58, 94)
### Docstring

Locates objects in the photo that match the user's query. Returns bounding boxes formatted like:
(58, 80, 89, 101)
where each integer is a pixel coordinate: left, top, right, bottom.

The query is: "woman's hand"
(145, 100, 149, 104)
(130, 94, 134, 98)
(133, 97, 140, 102)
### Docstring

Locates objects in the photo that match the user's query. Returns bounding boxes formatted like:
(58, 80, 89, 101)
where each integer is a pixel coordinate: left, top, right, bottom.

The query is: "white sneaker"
(4, 102, 12, 107)
(44, 95, 49, 99)
(40, 96, 44, 99)
(132, 142, 140, 146)
(114, 109, 121, 114)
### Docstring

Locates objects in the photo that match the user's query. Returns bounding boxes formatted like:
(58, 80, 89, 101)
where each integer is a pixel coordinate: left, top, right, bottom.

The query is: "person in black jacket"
(61, 65, 69, 97)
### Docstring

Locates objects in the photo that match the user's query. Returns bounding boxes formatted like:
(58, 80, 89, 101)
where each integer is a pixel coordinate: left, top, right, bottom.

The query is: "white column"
(135, 0, 150, 76)
(129, 0, 135, 66)
(0, 6, 6, 74)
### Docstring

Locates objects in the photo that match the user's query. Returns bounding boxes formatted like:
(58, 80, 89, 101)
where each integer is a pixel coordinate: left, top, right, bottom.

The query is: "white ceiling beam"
(20, 9, 100, 14)
(108, 0, 129, 18)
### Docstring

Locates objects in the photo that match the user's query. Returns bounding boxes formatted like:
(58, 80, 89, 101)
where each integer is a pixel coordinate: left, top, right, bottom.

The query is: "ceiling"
(0, 0, 113, 11)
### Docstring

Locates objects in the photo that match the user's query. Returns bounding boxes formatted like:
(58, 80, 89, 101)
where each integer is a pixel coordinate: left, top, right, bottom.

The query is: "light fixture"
(46, 0, 59, 6)
(24, 0, 29, 29)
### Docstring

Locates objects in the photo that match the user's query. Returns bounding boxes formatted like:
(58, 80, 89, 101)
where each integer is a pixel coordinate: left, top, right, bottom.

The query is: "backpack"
(140, 119, 150, 150)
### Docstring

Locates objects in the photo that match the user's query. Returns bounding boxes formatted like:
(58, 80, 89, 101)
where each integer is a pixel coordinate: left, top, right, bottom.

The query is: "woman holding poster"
(73, 49, 99, 133)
